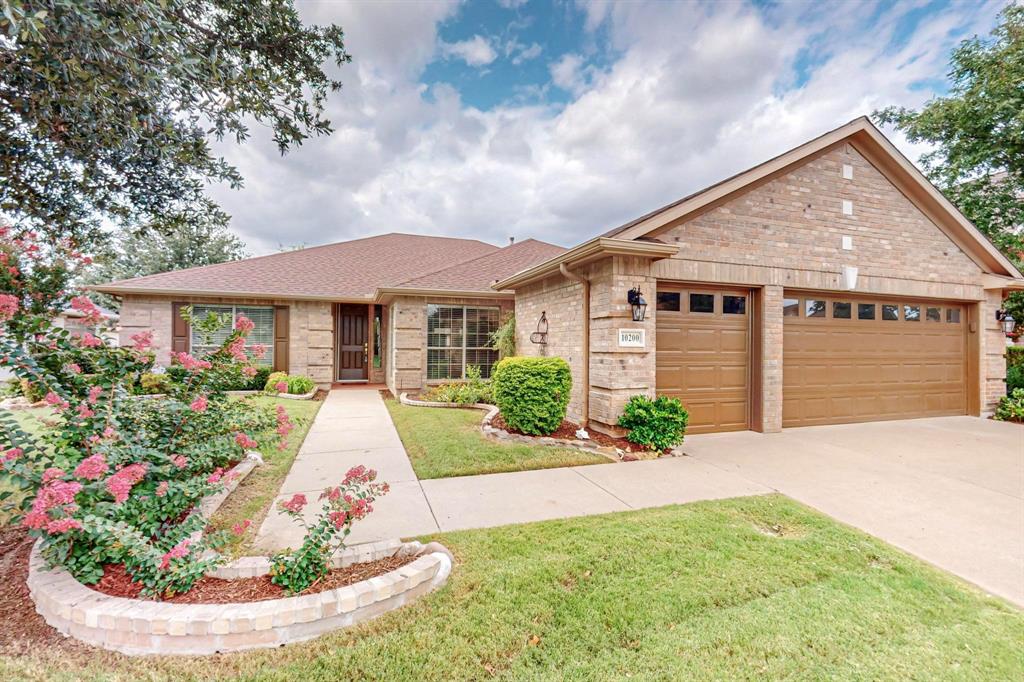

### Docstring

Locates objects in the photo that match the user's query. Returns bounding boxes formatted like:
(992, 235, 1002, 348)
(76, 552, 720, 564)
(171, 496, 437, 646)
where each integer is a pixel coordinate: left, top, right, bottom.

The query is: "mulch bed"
(93, 554, 417, 603)
(491, 414, 649, 452)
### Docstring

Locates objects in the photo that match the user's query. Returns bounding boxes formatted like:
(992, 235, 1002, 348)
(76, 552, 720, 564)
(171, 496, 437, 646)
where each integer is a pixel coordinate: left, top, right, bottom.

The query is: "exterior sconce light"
(996, 309, 1016, 335)
(627, 287, 647, 322)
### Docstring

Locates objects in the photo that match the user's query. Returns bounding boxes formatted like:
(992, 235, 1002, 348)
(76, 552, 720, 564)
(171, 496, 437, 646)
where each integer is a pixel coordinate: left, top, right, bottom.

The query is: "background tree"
(874, 4, 1023, 333)
(0, 0, 351, 256)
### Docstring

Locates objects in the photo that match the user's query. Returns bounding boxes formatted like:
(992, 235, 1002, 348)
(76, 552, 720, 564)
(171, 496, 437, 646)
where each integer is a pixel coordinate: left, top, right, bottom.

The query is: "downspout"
(559, 263, 589, 428)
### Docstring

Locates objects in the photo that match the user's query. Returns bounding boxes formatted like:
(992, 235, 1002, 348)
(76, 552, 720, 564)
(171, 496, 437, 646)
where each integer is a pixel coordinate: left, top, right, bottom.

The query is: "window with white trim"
(426, 304, 500, 380)
(190, 304, 275, 365)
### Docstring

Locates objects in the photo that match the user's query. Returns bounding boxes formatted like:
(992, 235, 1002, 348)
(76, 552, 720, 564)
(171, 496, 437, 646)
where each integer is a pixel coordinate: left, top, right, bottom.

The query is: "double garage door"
(655, 284, 968, 433)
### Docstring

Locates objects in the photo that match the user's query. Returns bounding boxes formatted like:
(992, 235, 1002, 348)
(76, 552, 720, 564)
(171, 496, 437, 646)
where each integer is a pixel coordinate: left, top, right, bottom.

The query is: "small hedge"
(492, 357, 572, 435)
(618, 394, 689, 452)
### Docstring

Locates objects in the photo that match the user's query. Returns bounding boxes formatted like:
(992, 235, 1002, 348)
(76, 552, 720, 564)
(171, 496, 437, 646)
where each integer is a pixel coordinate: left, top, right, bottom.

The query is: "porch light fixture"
(627, 286, 647, 322)
(996, 309, 1016, 335)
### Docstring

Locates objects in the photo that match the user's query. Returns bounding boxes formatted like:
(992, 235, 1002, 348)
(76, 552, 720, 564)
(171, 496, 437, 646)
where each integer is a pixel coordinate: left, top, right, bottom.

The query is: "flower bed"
(28, 539, 453, 655)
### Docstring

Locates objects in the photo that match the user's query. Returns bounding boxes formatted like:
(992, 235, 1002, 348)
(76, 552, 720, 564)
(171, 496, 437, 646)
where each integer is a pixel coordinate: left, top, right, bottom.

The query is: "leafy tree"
(0, 0, 351, 253)
(85, 217, 247, 309)
(874, 5, 1024, 336)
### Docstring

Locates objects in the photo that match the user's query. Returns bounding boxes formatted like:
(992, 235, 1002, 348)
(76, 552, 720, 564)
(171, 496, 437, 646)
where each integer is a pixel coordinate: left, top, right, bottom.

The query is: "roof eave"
(492, 238, 679, 291)
(87, 285, 372, 303)
(373, 287, 516, 304)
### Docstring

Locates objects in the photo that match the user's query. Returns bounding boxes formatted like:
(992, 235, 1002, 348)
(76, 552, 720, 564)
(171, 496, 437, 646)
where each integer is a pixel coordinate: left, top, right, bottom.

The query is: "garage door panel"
(784, 293, 966, 427)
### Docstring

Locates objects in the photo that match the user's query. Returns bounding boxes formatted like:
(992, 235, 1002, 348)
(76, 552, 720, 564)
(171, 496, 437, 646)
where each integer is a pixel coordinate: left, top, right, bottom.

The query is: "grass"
(2, 495, 1021, 680)
(0, 397, 321, 551)
(384, 399, 609, 479)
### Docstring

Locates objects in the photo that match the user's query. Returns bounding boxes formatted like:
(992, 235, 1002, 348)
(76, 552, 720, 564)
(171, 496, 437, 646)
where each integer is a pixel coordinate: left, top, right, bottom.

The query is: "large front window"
(426, 304, 500, 380)
(190, 304, 275, 365)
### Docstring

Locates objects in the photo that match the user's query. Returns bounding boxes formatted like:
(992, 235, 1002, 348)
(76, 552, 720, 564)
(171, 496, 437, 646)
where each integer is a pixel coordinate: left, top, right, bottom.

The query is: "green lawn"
(385, 399, 609, 479)
(2, 495, 1021, 680)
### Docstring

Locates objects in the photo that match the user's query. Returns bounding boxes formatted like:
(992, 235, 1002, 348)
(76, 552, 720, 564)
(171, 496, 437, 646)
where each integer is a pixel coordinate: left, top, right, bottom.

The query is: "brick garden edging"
(27, 540, 453, 655)
(399, 392, 621, 461)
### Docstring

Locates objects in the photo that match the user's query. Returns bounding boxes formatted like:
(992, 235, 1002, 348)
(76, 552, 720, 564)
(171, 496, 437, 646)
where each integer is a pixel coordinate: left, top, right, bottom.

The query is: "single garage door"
(782, 292, 967, 427)
(656, 285, 750, 434)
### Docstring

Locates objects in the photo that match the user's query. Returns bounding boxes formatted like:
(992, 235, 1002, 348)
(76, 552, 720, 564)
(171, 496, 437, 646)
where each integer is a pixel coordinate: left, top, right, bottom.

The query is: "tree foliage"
(0, 0, 351, 251)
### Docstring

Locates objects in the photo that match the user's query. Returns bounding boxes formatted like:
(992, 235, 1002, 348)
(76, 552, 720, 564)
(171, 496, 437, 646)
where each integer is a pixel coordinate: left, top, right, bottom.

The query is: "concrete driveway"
(682, 416, 1024, 606)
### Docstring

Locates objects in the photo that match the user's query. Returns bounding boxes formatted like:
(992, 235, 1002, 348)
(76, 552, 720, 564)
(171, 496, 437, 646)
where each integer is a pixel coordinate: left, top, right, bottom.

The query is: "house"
(93, 117, 1023, 436)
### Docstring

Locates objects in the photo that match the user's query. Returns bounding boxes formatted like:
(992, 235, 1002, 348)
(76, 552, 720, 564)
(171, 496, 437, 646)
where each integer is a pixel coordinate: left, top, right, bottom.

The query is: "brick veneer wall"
(982, 290, 1009, 411)
(118, 295, 335, 388)
(386, 295, 513, 396)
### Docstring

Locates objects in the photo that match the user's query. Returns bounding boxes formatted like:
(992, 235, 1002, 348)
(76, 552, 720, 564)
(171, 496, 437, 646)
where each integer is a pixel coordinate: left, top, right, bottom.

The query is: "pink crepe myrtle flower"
(130, 330, 153, 352)
(70, 296, 103, 326)
(234, 432, 258, 450)
(73, 453, 109, 481)
(2, 447, 23, 463)
(24, 479, 82, 530)
(64, 362, 82, 375)
(328, 510, 348, 530)
(0, 293, 18, 322)
(44, 391, 69, 411)
(45, 518, 83, 534)
(242, 365, 258, 377)
(42, 467, 65, 483)
(87, 385, 103, 404)
(250, 344, 267, 359)
(226, 336, 247, 362)
(343, 465, 377, 486)
(174, 352, 211, 372)
(231, 519, 252, 536)
(234, 315, 255, 334)
(206, 467, 224, 484)
(156, 481, 169, 497)
(275, 381, 288, 393)
(105, 463, 148, 504)
(159, 539, 192, 570)
(171, 454, 188, 469)
(189, 395, 208, 413)
(102, 425, 117, 440)
(77, 332, 103, 347)
(76, 403, 94, 419)
(280, 493, 307, 514)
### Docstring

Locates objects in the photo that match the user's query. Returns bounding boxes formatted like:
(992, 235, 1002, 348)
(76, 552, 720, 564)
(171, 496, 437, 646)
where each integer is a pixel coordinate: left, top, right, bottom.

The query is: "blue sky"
(210, 0, 1006, 255)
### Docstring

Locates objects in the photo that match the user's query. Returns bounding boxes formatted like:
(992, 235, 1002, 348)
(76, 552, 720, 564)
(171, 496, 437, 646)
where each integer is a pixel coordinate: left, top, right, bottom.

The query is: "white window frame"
(426, 304, 500, 380)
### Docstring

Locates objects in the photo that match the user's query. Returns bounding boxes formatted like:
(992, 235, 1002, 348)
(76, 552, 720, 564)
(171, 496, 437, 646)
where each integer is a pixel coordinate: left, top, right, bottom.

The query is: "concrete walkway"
(254, 388, 439, 551)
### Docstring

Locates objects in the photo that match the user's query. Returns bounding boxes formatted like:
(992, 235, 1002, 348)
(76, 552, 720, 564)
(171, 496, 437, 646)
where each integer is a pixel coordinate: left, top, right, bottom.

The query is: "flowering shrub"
(269, 466, 389, 594)
(0, 229, 291, 596)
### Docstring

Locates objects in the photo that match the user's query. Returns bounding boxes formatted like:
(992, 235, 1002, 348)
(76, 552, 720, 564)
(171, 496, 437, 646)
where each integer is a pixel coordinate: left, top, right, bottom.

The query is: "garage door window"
(858, 303, 876, 320)
(783, 298, 800, 317)
(689, 293, 714, 313)
(926, 306, 941, 322)
(723, 295, 746, 315)
(946, 308, 961, 323)
(656, 292, 680, 311)
(904, 305, 921, 322)
(882, 304, 899, 321)
(805, 300, 826, 318)
(832, 301, 851, 319)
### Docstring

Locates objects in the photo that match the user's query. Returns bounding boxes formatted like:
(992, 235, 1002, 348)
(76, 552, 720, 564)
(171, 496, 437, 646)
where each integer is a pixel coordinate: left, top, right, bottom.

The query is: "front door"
(337, 304, 368, 381)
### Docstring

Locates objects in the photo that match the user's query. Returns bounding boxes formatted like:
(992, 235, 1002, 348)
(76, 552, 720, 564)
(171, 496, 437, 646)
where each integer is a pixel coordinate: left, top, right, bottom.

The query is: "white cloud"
(510, 41, 542, 65)
(207, 0, 1006, 255)
(497, 0, 531, 8)
(439, 35, 498, 67)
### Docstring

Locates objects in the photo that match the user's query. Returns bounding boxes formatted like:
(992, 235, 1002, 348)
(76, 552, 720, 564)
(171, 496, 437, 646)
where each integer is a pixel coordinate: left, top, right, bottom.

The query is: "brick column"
(761, 285, 784, 433)
(980, 289, 1008, 413)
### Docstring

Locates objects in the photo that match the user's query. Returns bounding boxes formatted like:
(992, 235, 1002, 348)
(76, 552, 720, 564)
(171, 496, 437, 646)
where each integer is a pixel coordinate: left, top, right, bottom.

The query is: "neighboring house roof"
(91, 233, 507, 301)
(387, 238, 566, 294)
(598, 116, 1022, 280)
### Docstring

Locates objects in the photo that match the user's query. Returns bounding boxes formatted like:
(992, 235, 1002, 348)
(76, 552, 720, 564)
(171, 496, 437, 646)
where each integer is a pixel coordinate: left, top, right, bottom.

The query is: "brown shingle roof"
(393, 239, 566, 292)
(92, 233, 502, 300)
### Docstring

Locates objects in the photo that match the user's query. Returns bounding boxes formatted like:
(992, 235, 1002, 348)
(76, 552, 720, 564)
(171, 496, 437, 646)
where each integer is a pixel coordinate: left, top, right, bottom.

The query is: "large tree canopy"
(0, 0, 350, 251)
(874, 4, 1024, 264)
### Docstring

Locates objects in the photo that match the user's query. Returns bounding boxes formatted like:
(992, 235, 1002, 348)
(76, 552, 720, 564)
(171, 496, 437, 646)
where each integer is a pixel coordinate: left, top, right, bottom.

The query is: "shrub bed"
(491, 357, 572, 436)
(265, 372, 315, 395)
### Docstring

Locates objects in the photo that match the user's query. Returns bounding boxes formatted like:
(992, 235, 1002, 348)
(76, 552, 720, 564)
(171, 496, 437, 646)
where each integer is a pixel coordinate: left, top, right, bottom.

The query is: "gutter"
(559, 263, 590, 429)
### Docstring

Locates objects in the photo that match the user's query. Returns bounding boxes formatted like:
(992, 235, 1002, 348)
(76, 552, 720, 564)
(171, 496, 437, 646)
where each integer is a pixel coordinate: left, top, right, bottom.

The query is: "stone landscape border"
(399, 392, 621, 461)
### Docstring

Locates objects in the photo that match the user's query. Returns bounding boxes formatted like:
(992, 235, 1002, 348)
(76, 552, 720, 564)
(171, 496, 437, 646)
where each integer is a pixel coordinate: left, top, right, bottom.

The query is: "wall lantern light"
(996, 309, 1016, 335)
(627, 286, 647, 322)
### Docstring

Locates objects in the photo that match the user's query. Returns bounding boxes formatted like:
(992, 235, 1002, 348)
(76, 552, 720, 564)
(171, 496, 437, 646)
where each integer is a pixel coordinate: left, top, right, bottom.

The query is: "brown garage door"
(783, 293, 966, 427)
(655, 285, 750, 434)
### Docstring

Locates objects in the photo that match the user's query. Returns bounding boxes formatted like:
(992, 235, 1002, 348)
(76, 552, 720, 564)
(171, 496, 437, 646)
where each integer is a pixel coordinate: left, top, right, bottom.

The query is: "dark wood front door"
(337, 304, 368, 381)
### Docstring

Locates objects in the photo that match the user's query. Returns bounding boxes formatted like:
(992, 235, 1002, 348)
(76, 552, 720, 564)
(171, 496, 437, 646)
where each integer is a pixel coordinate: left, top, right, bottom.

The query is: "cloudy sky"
(208, 0, 1005, 255)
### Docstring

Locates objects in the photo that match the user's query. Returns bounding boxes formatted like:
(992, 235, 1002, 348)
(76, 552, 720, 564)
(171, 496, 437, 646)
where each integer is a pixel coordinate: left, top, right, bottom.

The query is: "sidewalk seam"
(571, 468, 635, 510)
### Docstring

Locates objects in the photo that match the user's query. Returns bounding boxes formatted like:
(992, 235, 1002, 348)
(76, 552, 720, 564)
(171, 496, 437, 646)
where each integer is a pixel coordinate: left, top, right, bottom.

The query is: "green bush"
(1006, 364, 1024, 393)
(1006, 346, 1024, 368)
(618, 394, 689, 452)
(994, 388, 1024, 422)
(492, 357, 572, 435)
(422, 365, 493, 404)
(138, 372, 170, 395)
(287, 375, 315, 395)
(247, 366, 272, 391)
(264, 371, 288, 392)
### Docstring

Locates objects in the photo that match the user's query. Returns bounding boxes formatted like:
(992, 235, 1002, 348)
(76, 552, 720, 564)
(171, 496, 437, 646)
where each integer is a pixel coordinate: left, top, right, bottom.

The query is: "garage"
(655, 284, 751, 434)
(782, 292, 967, 427)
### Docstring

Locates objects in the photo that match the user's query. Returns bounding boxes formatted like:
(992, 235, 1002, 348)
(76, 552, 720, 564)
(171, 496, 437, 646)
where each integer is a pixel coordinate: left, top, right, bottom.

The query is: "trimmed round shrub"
(617, 394, 689, 452)
(492, 356, 572, 435)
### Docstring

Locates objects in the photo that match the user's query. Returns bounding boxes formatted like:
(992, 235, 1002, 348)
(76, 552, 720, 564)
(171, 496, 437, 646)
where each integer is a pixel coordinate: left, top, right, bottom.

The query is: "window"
(783, 298, 800, 317)
(833, 301, 852, 319)
(689, 293, 714, 313)
(190, 304, 274, 365)
(656, 292, 680, 311)
(858, 303, 876, 320)
(926, 307, 941, 322)
(946, 308, 961, 323)
(426, 305, 500, 380)
(723, 295, 746, 315)
(372, 304, 383, 368)
(805, 300, 826, 318)
(904, 305, 920, 322)
(882, 304, 899, 321)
